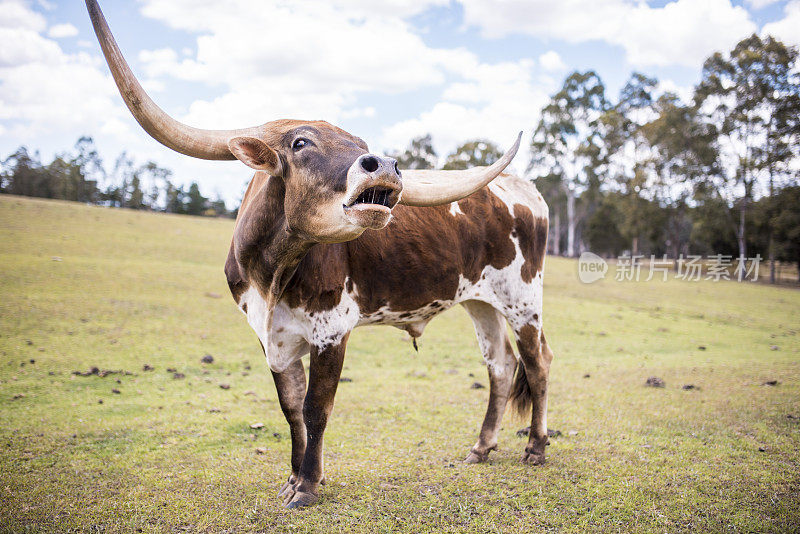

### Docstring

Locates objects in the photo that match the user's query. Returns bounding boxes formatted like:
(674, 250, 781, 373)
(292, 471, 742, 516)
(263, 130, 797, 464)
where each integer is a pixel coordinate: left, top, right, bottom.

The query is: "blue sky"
(1, 0, 798, 205)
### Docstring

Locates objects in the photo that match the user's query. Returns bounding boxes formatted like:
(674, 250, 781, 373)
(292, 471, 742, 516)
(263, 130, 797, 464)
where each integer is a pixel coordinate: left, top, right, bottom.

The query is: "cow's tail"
(509, 360, 531, 418)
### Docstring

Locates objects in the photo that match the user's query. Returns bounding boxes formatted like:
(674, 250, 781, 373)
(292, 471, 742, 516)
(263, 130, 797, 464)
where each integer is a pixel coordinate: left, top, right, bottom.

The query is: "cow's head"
(86, 0, 520, 244)
(227, 120, 404, 243)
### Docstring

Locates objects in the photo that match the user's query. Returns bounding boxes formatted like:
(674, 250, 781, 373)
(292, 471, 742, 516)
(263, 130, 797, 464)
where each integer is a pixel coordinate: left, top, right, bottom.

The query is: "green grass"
(1, 195, 799, 533)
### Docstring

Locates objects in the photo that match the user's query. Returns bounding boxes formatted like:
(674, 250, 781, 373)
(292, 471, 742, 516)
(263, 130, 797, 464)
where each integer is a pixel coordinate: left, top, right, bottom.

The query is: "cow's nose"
(357, 154, 399, 177)
(360, 155, 379, 173)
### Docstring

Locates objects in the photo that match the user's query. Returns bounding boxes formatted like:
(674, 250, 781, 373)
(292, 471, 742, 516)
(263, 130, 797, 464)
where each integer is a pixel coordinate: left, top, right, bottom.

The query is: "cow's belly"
(240, 242, 542, 373)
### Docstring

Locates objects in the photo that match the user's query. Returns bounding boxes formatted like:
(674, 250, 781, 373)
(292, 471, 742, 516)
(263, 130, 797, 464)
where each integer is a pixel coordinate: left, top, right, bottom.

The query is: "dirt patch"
(72, 367, 133, 378)
(645, 377, 665, 388)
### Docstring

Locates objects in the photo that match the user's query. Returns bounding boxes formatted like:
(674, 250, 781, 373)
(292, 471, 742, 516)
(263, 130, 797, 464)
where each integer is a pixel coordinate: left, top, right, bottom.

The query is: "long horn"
(398, 132, 522, 207)
(86, 0, 263, 160)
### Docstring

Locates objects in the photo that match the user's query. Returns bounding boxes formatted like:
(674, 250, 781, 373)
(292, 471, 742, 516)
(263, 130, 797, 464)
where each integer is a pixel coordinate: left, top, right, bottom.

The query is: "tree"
(138, 161, 173, 210)
(767, 185, 800, 281)
(164, 180, 186, 214)
(695, 34, 800, 274)
(1, 147, 48, 198)
(107, 152, 136, 208)
(185, 182, 207, 216)
(534, 173, 566, 255)
(69, 136, 104, 203)
(583, 193, 627, 257)
(127, 175, 145, 209)
(443, 139, 502, 170)
(530, 71, 608, 257)
(210, 195, 228, 217)
(390, 134, 438, 170)
(644, 93, 721, 259)
(603, 72, 659, 254)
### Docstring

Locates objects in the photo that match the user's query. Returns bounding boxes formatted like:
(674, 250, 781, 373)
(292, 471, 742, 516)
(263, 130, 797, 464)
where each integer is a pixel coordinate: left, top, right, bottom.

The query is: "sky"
(1, 0, 799, 206)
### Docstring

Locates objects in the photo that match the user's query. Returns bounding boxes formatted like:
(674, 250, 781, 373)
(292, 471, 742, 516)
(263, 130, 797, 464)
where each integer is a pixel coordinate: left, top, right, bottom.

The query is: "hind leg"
(462, 300, 518, 464)
(512, 324, 554, 465)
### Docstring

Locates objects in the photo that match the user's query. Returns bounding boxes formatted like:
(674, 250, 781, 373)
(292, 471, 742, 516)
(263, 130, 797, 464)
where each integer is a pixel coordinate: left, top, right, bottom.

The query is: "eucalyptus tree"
(643, 93, 720, 259)
(443, 139, 503, 170)
(530, 71, 608, 257)
(602, 72, 660, 254)
(389, 134, 438, 170)
(695, 34, 800, 275)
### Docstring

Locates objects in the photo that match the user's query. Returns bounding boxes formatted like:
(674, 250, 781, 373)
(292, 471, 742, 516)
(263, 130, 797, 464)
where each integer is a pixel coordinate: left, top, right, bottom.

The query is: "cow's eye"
(292, 138, 309, 151)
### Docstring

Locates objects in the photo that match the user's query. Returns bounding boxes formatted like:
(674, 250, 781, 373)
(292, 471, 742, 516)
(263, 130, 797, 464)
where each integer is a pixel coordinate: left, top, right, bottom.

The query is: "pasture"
(1, 195, 799, 533)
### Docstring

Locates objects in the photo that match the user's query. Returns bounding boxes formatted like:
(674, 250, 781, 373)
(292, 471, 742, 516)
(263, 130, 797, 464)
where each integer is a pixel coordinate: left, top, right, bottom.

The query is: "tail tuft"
(509, 360, 532, 418)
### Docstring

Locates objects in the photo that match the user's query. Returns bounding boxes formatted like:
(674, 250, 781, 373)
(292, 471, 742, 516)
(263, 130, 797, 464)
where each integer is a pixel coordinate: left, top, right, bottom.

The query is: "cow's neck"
(236, 175, 315, 315)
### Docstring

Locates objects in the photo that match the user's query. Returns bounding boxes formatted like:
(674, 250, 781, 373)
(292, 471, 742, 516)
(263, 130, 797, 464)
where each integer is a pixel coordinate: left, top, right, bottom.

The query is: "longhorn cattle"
(87, 0, 554, 509)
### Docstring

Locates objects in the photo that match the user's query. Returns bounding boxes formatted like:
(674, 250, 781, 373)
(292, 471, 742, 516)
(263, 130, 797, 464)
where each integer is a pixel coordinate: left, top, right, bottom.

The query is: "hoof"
(284, 490, 319, 509)
(464, 450, 489, 464)
(521, 451, 546, 465)
(277, 474, 298, 498)
(277, 480, 295, 498)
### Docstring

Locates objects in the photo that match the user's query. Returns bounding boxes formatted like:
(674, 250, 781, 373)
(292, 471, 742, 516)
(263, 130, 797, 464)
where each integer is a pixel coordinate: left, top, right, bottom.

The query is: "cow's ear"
(229, 137, 283, 175)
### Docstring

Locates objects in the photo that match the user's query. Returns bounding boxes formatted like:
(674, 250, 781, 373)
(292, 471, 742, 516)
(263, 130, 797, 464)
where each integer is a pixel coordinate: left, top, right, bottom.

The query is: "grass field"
(1, 195, 799, 533)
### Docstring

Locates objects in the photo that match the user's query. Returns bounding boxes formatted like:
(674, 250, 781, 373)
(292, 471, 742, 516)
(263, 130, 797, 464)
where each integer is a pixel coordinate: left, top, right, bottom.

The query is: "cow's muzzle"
(343, 154, 402, 229)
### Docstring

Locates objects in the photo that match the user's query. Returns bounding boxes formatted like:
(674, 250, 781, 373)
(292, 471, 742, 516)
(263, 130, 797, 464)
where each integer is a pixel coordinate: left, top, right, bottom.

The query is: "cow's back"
(344, 174, 549, 315)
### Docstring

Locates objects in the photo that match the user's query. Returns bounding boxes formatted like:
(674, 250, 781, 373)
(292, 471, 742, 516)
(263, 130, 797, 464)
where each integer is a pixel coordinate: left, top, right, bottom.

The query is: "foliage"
(694, 34, 800, 259)
(764, 185, 800, 278)
(0, 137, 230, 218)
(389, 134, 438, 170)
(530, 71, 608, 257)
(526, 36, 799, 270)
(442, 139, 503, 170)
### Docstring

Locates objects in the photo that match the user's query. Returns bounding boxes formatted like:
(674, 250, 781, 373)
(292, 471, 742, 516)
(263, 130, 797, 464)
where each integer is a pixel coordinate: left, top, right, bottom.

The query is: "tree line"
(390, 34, 800, 283)
(0, 137, 231, 218)
(2, 34, 798, 281)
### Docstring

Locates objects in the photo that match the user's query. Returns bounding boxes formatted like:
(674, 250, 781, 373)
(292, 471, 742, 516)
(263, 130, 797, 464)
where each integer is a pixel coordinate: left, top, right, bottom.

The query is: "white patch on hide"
(449, 201, 464, 216)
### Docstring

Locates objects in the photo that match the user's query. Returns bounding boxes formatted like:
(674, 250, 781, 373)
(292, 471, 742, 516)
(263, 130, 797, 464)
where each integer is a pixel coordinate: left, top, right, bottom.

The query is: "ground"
(1, 195, 799, 533)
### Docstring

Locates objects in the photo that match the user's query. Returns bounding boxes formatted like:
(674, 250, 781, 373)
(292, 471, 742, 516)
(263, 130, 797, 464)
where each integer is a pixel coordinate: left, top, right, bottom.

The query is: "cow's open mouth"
(344, 183, 401, 211)
(349, 187, 395, 208)
(343, 184, 401, 229)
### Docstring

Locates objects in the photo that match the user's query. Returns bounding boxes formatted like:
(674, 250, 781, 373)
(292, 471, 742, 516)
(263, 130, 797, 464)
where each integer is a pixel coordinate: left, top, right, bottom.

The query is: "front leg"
(283, 335, 348, 508)
(272, 359, 307, 498)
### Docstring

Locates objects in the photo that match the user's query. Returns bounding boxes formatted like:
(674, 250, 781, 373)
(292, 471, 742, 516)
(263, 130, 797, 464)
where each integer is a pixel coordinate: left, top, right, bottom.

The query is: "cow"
(87, 0, 554, 509)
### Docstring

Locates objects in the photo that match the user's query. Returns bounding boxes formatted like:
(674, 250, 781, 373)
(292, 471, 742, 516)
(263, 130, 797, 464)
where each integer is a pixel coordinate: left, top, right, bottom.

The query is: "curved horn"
(86, 0, 263, 160)
(398, 132, 522, 207)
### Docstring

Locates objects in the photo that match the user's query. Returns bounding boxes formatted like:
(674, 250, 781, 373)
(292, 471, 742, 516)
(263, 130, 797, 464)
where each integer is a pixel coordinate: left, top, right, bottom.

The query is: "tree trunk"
(552, 210, 561, 256)
(769, 233, 776, 284)
(566, 190, 575, 258)
(737, 199, 747, 280)
(769, 167, 775, 284)
(632, 236, 639, 256)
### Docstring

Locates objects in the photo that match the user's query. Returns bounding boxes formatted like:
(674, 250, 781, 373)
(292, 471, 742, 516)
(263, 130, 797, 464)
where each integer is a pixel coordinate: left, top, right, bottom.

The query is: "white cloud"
(657, 79, 693, 104)
(762, 1, 800, 46)
(381, 58, 550, 173)
(0, 0, 46, 32)
(0, 26, 61, 67)
(0, 2, 126, 142)
(539, 50, 565, 72)
(47, 22, 78, 39)
(746, 0, 781, 9)
(133, 0, 474, 130)
(459, 0, 756, 68)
